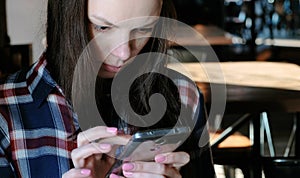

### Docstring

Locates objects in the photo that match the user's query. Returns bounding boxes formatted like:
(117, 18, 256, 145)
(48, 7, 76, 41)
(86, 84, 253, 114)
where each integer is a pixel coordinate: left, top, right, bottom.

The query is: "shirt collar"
(26, 53, 64, 106)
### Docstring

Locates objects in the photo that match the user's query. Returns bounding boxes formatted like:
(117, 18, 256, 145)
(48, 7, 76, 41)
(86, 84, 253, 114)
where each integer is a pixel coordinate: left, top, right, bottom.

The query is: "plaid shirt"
(0, 55, 79, 178)
(0, 55, 213, 178)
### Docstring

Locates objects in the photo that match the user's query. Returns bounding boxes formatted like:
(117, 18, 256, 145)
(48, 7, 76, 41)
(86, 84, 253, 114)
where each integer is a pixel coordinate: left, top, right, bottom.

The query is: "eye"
(135, 28, 154, 34)
(92, 24, 111, 33)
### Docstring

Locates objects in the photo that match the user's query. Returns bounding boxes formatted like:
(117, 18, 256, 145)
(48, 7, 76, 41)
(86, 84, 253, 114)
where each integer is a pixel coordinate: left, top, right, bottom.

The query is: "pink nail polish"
(109, 174, 119, 178)
(100, 143, 111, 149)
(107, 127, 118, 133)
(155, 155, 166, 163)
(123, 171, 133, 177)
(80, 169, 91, 175)
(122, 163, 134, 171)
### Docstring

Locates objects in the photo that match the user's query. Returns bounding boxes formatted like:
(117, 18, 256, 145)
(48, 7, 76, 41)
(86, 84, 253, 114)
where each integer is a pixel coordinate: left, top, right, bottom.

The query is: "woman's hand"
(62, 126, 119, 178)
(109, 151, 190, 178)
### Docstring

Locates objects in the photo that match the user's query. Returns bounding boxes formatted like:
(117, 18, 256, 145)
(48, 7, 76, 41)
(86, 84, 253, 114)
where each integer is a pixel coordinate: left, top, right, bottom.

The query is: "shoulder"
(0, 69, 29, 104)
(166, 68, 200, 95)
(166, 68, 202, 111)
(0, 68, 31, 135)
(0, 56, 58, 106)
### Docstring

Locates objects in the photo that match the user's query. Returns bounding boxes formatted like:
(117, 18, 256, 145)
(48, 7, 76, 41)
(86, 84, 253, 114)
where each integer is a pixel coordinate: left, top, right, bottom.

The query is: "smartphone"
(105, 126, 191, 177)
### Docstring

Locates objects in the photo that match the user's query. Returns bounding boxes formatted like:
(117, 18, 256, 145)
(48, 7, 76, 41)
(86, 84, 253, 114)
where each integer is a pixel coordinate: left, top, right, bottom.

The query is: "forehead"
(88, 0, 162, 24)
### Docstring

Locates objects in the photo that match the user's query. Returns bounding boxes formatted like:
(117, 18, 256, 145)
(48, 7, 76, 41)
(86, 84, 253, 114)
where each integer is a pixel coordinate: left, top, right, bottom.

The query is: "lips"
(102, 63, 121, 73)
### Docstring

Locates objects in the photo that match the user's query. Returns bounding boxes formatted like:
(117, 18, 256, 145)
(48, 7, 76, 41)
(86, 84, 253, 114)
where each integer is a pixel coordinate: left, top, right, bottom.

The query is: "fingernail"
(107, 127, 118, 133)
(123, 171, 133, 177)
(100, 143, 111, 149)
(122, 163, 134, 171)
(109, 174, 119, 178)
(80, 169, 91, 175)
(155, 155, 166, 163)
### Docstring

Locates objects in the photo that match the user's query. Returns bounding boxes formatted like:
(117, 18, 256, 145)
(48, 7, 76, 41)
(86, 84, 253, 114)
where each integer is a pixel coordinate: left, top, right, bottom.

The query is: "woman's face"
(88, 0, 163, 78)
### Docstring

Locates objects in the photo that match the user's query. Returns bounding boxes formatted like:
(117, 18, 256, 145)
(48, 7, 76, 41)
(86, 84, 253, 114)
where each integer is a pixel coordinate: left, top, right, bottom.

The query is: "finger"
(122, 162, 179, 178)
(71, 142, 112, 168)
(62, 168, 91, 178)
(77, 126, 118, 147)
(155, 152, 190, 167)
(109, 173, 125, 178)
(122, 171, 165, 178)
(98, 135, 130, 145)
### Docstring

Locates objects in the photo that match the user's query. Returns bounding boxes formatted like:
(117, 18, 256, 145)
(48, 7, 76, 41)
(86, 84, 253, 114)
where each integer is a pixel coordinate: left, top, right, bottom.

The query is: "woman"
(0, 0, 215, 177)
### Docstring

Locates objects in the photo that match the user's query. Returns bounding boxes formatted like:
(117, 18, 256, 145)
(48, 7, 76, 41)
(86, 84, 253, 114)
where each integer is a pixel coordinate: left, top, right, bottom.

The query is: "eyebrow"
(91, 15, 116, 27)
(91, 15, 159, 28)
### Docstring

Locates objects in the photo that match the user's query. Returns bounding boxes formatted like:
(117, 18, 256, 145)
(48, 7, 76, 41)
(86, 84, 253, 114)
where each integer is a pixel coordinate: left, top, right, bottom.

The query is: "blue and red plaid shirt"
(0, 55, 80, 177)
(0, 55, 214, 178)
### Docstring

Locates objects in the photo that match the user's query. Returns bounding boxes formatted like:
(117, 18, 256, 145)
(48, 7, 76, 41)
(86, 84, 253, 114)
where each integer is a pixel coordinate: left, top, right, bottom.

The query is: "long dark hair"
(46, 0, 88, 100)
(46, 0, 176, 100)
(46, 0, 181, 132)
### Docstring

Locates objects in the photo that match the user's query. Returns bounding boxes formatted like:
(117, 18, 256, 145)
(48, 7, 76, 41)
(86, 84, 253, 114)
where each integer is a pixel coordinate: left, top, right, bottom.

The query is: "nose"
(112, 42, 131, 61)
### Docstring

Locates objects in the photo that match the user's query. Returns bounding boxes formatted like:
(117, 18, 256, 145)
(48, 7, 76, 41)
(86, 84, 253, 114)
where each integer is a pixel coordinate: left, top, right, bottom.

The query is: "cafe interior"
(1, 0, 300, 178)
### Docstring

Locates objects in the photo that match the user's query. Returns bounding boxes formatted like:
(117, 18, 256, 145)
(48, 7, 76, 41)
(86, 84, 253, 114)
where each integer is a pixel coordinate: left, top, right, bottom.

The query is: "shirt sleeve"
(0, 113, 15, 177)
(179, 90, 216, 178)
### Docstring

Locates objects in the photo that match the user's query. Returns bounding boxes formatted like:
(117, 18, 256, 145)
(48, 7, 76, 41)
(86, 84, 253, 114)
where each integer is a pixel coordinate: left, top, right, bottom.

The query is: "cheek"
(132, 38, 150, 54)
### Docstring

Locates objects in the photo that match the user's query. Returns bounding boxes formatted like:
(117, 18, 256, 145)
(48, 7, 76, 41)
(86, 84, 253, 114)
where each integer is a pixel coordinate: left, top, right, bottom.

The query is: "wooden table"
(173, 24, 242, 46)
(168, 61, 300, 91)
(168, 61, 300, 177)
